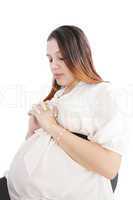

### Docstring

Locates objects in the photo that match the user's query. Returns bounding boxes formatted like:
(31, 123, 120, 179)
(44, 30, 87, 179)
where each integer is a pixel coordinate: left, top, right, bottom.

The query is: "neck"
(64, 80, 79, 94)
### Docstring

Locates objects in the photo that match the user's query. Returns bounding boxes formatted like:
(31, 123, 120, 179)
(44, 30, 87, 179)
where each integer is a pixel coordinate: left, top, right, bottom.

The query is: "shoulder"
(93, 81, 115, 101)
(89, 81, 113, 93)
(82, 81, 115, 100)
(84, 81, 118, 115)
(73, 81, 116, 103)
(93, 82, 121, 124)
(79, 80, 113, 91)
(93, 81, 117, 108)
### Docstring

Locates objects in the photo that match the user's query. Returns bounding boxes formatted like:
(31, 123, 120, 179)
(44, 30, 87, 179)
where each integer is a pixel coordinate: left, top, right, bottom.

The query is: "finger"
(43, 101, 49, 107)
(28, 109, 36, 116)
(37, 104, 47, 114)
(40, 101, 49, 111)
(28, 111, 32, 116)
(52, 106, 58, 117)
(46, 101, 53, 110)
(28, 103, 41, 116)
(32, 104, 41, 114)
(28, 107, 35, 115)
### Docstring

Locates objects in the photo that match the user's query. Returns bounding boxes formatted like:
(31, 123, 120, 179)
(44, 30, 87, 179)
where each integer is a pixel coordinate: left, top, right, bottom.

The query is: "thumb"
(52, 105, 58, 118)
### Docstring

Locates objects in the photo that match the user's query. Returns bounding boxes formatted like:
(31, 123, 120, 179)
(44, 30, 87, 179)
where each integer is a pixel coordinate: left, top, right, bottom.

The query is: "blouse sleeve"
(88, 83, 129, 156)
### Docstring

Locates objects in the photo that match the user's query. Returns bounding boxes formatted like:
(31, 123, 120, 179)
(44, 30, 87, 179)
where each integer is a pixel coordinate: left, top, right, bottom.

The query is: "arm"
(47, 124, 122, 180)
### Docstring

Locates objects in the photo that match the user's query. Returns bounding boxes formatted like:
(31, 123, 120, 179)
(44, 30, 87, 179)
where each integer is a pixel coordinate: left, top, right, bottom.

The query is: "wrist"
(46, 123, 63, 136)
(49, 124, 68, 145)
(43, 123, 58, 134)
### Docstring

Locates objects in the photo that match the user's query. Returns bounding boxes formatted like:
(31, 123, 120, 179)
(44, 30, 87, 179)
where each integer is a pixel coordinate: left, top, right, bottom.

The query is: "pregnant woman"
(0, 25, 128, 200)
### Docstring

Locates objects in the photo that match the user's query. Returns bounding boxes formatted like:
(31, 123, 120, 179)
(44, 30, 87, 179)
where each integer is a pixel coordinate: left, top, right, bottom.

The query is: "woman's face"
(46, 39, 77, 87)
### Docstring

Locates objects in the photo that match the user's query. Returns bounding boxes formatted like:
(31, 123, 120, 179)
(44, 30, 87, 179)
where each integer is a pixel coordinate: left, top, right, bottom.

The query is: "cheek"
(63, 65, 72, 76)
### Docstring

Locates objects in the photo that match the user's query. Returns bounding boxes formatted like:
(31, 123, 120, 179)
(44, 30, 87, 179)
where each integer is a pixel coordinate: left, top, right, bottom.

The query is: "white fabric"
(4, 81, 129, 200)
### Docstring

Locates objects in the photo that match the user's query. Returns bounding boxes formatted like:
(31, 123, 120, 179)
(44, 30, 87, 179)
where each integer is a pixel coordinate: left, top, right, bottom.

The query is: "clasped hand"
(28, 100, 58, 132)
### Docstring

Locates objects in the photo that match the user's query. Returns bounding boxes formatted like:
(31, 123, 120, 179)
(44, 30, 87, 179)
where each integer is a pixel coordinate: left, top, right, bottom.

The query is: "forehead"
(46, 39, 61, 55)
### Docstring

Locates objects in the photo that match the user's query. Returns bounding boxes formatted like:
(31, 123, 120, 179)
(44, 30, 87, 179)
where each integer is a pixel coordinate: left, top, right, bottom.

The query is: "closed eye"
(47, 57, 65, 63)
(58, 57, 64, 60)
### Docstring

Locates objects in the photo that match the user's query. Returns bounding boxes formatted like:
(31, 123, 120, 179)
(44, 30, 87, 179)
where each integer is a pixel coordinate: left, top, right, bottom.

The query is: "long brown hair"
(43, 25, 109, 102)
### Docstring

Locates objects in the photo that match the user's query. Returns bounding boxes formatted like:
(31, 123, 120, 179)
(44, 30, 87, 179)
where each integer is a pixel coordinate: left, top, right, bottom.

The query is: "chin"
(56, 79, 65, 86)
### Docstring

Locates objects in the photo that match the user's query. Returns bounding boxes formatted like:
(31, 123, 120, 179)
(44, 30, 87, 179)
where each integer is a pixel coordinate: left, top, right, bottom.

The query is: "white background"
(0, 0, 133, 199)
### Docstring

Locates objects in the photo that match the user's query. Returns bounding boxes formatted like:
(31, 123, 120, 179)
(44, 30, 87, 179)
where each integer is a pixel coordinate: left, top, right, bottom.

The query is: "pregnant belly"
(7, 132, 95, 199)
(31, 138, 90, 198)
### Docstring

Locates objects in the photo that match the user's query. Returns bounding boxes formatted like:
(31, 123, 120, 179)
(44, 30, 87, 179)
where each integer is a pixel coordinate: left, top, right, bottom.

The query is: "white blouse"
(4, 81, 128, 200)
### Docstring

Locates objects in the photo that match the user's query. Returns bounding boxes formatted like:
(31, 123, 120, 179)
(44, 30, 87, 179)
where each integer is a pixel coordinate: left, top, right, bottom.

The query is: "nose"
(50, 60, 60, 71)
(51, 63, 59, 69)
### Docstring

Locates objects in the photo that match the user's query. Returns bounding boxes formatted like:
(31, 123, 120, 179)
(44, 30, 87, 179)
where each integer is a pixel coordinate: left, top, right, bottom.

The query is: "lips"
(54, 73, 64, 78)
(54, 73, 64, 75)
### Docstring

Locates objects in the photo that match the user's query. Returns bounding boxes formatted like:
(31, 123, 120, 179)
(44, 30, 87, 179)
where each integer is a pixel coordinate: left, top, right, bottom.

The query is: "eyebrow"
(46, 50, 61, 56)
